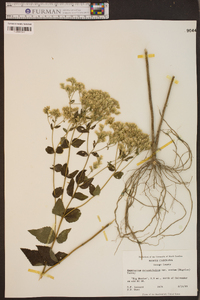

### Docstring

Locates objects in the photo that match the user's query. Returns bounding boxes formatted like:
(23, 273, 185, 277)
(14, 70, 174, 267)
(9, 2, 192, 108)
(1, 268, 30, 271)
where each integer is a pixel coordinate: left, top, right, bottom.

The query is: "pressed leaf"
(77, 126, 89, 133)
(67, 170, 79, 178)
(61, 163, 69, 177)
(65, 208, 81, 223)
(52, 198, 65, 217)
(74, 192, 88, 201)
(52, 187, 63, 198)
(63, 128, 68, 133)
(76, 170, 86, 184)
(55, 125, 61, 129)
(74, 111, 79, 119)
(124, 156, 134, 161)
(108, 162, 115, 171)
(77, 151, 88, 157)
(89, 184, 95, 195)
(56, 146, 63, 154)
(28, 226, 55, 244)
(50, 123, 54, 130)
(21, 248, 44, 266)
(80, 178, 94, 189)
(90, 124, 96, 130)
(45, 146, 54, 154)
(61, 138, 69, 149)
(91, 151, 99, 157)
(37, 246, 58, 266)
(50, 164, 62, 172)
(93, 185, 101, 196)
(86, 121, 92, 128)
(55, 251, 68, 261)
(72, 138, 85, 148)
(114, 171, 124, 179)
(67, 178, 74, 196)
(56, 228, 71, 244)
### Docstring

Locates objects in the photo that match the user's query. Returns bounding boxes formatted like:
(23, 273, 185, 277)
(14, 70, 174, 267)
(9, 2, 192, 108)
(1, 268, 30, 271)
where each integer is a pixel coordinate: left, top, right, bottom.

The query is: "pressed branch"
(23, 76, 151, 278)
(41, 220, 115, 277)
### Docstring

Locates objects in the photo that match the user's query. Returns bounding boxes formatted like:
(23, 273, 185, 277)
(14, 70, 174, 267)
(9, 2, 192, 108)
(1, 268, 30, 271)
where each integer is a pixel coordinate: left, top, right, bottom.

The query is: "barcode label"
(7, 26, 32, 32)
(4, 21, 33, 34)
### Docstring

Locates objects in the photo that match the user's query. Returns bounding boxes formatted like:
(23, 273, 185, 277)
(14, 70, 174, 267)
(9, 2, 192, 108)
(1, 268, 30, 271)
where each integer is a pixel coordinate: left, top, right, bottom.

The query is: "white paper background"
(4, 20, 197, 297)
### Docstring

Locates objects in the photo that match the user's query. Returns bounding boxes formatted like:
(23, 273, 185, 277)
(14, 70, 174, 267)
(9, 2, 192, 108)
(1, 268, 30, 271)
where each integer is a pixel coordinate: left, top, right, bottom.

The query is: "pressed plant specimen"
(21, 77, 151, 278)
(115, 50, 193, 257)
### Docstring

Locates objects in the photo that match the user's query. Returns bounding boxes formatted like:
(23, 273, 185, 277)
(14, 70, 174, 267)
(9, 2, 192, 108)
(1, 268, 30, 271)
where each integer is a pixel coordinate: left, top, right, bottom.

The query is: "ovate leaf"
(67, 178, 74, 196)
(76, 170, 86, 184)
(61, 163, 69, 177)
(67, 170, 79, 178)
(55, 251, 68, 261)
(63, 128, 68, 133)
(107, 162, 115, 171)
(21, 248, 44, 266)
(45, 146, 54, 154)
(89, 184, 95, 195)
(53, 187, 63, 198)
(37, 246, 58, 266)
(71, 138, 85, 148)
(124, 156, 134, 161)
(80, 178, 94, 189)
(114, 171, 124, 179)
(73, 110, 79, 119)
(77, 151, 88, 157)
(61, 138, 69, 148)
(52, 198, 65, 217)
(91, 152, 99, 157)
(65, 208, 81, 223)
(90, 124, 96, 130)
(56, 229, 71, 244)
(56, 146, 63, 154)
(77, 126, 88, 133)
(73, 192, 88, 201)
(93, 185, 101, 196)
(50, 164, 62, 172)
(28, 227, 55, 244)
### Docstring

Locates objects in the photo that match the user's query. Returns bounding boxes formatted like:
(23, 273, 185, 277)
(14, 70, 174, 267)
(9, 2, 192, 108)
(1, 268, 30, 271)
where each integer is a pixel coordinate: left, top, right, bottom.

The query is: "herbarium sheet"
(4, 20, 197, 297)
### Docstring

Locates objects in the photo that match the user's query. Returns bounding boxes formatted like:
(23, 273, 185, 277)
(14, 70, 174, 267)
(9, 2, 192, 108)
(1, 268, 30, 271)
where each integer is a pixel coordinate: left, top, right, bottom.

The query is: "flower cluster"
(60, 77, 85, 100)
(62, 106, 79, 123)
(108, 121, 151, 157)
(80, 89, 120, 122)
(95, 124, 110, 143)
(89, 155, 103, 172)
(43, 106, 61, 120)
(43, 78, 150, 158)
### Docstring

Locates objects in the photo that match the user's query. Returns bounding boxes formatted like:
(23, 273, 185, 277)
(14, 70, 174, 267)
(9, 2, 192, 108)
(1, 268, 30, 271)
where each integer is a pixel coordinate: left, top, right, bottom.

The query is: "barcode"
(7, 26, 32, 32)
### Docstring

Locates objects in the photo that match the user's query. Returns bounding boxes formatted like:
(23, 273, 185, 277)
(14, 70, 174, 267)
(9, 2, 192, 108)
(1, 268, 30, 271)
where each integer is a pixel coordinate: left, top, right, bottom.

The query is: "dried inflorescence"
(22, 76, 151, 278)
(108, 121, 151, 157)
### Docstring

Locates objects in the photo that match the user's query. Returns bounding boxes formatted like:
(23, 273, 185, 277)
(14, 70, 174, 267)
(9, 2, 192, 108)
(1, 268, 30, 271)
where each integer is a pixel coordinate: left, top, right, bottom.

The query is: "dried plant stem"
(42, 219, 115, 276)
(114, 49, 192, 259)
(41, 143, 129, 277)
(155, 76, 175, 148)
(145, 49, 155, 154)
